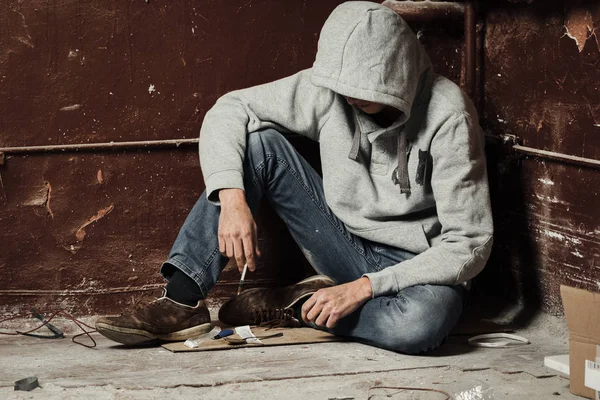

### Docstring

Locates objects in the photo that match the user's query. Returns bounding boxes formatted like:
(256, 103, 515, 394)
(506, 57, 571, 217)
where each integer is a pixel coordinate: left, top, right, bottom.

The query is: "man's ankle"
(165, 269, 203, 307)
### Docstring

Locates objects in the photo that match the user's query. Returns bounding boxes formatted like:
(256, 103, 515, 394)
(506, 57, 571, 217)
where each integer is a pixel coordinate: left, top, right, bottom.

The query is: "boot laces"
(252, 306, 300, 329)
(123, 289, 163, 314)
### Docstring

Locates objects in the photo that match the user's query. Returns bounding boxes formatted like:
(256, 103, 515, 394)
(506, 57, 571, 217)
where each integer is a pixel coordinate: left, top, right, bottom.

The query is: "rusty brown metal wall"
(0, 0, 352, 315)
(477, 0, 600, 315)
(0, 0, 468, 316)
(2, 0, 598, 317)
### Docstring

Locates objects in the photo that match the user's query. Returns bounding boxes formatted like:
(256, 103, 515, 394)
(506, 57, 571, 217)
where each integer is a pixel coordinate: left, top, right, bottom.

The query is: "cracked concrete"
(0, 311, 579, 399)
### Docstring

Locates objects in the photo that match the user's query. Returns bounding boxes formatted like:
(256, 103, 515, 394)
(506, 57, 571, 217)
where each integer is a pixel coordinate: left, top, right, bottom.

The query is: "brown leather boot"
(95, 288, 212, 345)
(218, 275, 336, 327)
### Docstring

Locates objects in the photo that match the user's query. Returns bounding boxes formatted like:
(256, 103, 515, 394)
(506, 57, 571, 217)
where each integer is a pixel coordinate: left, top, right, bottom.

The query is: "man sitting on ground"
(96, 1, 493, 354)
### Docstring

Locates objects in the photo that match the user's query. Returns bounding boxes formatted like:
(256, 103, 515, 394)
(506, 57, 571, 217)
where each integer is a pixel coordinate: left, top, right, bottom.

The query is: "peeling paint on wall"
(483, 0, 599, 315)
(534, 194, 569, 205)
(571, 250, 584, 259)
(564, 3, 598, 52)
(74, 204, 114, 242)
(2, 0, 597, 317)
(43, 181, 54, 218)
(542, 229, 583, 246)
(60, 104, 82, 112)
(0, 173, 6, 205)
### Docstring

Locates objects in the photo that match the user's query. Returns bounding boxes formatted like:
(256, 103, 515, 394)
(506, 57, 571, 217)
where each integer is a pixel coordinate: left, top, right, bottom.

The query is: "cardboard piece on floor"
(163, 314, 511, 353)
(162, 326, 342, 352)
(162, 306, 517, 353)
(561, 285, 600, 399)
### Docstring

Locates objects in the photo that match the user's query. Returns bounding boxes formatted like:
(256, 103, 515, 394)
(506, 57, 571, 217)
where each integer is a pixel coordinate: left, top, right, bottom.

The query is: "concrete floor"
(0, 310, 576, 400)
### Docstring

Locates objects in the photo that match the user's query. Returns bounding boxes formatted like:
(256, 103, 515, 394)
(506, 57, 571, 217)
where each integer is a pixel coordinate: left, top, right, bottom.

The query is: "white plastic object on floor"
(184, 326, 221, 348)
(544, 354, 570, 376)
(467, 333, 530, 348)
(235, 325, 261, 344)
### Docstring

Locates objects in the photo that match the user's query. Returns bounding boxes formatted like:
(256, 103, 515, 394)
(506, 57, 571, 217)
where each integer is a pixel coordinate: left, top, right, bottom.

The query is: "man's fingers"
(242, 235, 256, 272)
(232, 240, 245, 270)
(301, 295, 316, 322)
(218, 235, 225, 255)
(225, 239, 234, 258)
(217, 215, 227, 255)
(253, 224, 261, 259)
(314, 309, 329, 327)
(218, 205, 259, 271)
(326, 315, 339, 329)
(305, 299, 323, 323)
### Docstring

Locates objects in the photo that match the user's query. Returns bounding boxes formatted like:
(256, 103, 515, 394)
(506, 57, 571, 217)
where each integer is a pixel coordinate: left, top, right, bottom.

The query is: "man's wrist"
(218, 188, 246, 208)
(357, 276, 373, 301)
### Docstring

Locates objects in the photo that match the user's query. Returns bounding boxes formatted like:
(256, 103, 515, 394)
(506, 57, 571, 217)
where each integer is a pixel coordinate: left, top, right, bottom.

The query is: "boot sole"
(96, 322, 213, 346)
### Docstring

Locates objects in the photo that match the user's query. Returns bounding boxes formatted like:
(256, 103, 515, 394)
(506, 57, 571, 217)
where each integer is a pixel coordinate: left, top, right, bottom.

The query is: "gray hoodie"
(199, 1, 494, 297)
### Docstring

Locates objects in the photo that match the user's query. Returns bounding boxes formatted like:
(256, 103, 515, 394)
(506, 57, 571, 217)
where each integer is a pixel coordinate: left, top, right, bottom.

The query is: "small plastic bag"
(184, 326, 221, 349)
(453, 383, 494, 400)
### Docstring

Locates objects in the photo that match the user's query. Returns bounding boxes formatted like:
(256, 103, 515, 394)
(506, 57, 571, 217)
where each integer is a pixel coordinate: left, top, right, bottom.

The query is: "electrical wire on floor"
(0, 309, 97, 348)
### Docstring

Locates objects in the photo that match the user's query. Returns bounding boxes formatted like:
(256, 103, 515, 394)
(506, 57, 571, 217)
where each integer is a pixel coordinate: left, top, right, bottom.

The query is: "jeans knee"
(247, 129, 287, 154)
(245, 129, 293, 177)
(377, 314, 445, 354)
(382, 326, 445, 354)
(372, 286, 464, 354)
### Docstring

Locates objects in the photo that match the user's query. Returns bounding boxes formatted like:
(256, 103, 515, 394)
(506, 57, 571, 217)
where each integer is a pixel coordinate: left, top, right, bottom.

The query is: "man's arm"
(199, 69, 335, 203)
(199, 70, 335, 271)
(363, 112, 494, 297)
(302, 113, 492, 327)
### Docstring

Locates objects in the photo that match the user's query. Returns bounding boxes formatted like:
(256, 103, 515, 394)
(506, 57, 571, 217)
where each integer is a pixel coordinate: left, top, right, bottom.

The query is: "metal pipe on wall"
(512, 145, 600, 169)
(0, 138, 199, 155)
(464, 1, 477, 103)
(489, 134, 600, 169)
(382, 1, 465, 22)
(383, 3, 600, 170)
(382, 1, 477, 107)
(2, 2, 477, 163)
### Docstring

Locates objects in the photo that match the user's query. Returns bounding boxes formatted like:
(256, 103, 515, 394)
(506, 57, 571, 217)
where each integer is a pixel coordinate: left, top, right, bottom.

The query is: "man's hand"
(301, 277, 373, 329)
(218, 189, 261, 272)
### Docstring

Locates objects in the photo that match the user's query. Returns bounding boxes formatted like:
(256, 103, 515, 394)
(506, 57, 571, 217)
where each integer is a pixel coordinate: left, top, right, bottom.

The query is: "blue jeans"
(161, 129, 464, 354)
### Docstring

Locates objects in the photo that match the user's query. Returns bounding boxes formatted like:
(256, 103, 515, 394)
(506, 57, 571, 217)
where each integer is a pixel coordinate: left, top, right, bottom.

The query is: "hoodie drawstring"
(396, 130, 410, 194)
(348, 113, 361, 161)
(349, 112, 411, 195)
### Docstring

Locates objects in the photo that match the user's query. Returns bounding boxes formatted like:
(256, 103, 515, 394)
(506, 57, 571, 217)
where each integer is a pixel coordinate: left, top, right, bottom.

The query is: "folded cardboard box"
(561, 285, 600, 399)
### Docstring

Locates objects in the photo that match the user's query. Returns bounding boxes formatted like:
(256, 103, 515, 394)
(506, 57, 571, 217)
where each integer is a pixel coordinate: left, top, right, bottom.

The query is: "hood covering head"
(311, 1, 432, 195)
(311, 1, 432, 124)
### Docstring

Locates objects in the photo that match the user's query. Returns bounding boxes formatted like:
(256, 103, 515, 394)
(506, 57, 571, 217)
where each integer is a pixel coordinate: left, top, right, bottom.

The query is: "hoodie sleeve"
(199, 69, 335, 203)
(364, 113, 494, 297)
